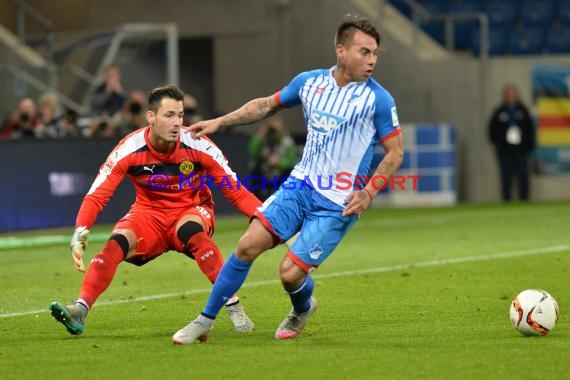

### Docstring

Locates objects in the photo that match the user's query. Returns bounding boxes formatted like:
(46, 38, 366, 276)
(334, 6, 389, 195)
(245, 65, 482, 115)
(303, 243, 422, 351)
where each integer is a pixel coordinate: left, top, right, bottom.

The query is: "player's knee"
(109, 234, 130, 259)
(235, 224, 275, 261)
(280, 269, 305, 289)
(279, 260, 306, 287)
(235, 234, 264, 262)
(177, 221, 204, 244)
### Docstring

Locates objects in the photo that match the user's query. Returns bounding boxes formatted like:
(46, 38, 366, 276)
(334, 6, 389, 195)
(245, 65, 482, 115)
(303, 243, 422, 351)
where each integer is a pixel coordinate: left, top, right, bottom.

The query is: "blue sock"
(287, 275, 314, 313)
(201, 253, 252, 319)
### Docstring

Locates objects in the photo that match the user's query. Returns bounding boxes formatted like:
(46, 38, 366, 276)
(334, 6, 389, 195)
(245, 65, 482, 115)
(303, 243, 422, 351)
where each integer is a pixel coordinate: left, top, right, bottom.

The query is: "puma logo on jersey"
(309, 110, 346, 133)
(143, 165, 156, 174)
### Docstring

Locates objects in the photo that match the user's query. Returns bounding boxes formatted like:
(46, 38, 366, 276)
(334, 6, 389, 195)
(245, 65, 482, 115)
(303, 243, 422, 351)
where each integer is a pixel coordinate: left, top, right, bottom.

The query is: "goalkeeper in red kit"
(50, 85, 261, 336)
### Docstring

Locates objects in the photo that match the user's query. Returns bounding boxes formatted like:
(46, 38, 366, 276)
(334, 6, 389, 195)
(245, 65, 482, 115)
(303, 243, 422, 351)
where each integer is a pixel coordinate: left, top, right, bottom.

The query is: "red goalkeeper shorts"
(114, 204, 215, 265)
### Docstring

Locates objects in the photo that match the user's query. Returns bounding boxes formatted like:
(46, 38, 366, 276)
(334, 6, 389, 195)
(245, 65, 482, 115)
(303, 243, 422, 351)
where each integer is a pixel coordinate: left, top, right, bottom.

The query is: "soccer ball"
(509, 289, 559, 336)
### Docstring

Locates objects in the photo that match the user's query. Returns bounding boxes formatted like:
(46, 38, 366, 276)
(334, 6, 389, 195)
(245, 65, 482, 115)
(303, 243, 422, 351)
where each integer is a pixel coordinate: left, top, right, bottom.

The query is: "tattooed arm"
(188, 95, 280, 138)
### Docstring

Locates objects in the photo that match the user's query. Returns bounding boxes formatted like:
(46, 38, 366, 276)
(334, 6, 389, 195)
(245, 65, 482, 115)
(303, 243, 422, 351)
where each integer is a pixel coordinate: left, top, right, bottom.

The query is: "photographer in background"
(248, 115, 298, 200)
(0, 97, 41, 139)
(59, 110, 81, 138)
(89, 117, 115, 138)
(110, 90, 147, 137)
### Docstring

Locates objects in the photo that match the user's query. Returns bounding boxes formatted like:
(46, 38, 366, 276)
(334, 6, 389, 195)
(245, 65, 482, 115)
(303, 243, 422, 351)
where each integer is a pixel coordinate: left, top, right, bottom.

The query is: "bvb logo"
(179, 160, 194, 175)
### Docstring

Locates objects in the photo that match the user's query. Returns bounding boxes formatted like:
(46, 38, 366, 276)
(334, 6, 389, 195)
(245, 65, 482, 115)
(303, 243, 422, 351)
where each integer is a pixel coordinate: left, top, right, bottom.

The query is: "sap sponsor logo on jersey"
(309, 110, 346, 134)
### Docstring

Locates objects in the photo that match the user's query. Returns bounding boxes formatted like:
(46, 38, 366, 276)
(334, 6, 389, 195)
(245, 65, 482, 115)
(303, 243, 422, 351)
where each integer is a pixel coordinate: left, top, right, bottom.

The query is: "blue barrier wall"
(371, 123, 456, 206)
(0, 135, 251, 232)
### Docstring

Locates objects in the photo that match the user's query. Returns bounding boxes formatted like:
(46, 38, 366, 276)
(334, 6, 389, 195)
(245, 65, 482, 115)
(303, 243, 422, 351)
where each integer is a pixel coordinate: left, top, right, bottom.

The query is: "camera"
(19, 112, 30, 123)
(129, 102, 143, 115)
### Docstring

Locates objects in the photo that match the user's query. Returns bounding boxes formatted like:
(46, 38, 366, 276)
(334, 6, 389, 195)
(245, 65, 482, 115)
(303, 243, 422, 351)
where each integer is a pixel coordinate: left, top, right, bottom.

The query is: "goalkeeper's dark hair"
(148, 85, 185, 112)
(335, 15, 381, 48)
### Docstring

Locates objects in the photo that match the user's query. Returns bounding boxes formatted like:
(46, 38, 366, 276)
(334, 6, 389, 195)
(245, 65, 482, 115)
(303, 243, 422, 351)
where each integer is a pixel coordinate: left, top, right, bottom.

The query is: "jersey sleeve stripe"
(379, 127, 402, 142)
(274, 91, 288, 109)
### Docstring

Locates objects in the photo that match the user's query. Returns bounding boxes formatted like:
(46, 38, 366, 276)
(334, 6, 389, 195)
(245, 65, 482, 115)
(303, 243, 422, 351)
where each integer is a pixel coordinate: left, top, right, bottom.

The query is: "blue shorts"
(254, 178, 358, 272)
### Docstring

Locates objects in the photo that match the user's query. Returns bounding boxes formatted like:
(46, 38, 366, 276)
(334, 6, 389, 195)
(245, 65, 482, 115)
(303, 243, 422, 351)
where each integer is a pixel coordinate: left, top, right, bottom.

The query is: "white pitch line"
(1, 244, 568, 319)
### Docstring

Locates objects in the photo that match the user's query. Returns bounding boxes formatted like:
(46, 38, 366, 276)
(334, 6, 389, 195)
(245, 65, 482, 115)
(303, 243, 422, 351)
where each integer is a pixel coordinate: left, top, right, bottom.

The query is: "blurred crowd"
(0, 64, 202, 140)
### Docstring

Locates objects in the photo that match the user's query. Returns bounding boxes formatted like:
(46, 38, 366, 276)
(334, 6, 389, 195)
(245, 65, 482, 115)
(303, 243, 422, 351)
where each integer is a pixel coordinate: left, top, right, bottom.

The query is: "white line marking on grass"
(2, 244, 568, 319)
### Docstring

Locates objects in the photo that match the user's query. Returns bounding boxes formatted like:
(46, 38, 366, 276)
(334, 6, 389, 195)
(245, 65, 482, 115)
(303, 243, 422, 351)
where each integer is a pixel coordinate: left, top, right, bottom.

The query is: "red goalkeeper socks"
(186, 232, 224, 284)
(78, 239, 124, 308)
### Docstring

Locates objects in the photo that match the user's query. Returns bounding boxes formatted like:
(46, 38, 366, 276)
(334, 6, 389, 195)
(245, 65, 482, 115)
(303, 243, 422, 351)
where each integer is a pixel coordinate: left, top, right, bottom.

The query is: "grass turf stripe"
(1, 244, 568, 319)
(0, 233, 110, 250)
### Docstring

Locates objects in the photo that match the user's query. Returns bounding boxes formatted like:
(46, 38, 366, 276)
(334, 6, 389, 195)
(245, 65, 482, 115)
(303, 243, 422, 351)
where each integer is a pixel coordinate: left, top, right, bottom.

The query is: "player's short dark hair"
(148, 85, 185, 112)
(336, 15, 381, 48)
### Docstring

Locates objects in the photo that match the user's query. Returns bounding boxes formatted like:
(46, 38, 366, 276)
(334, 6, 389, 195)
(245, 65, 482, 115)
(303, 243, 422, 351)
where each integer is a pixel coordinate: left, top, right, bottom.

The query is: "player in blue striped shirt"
(173, 15, 404, 344)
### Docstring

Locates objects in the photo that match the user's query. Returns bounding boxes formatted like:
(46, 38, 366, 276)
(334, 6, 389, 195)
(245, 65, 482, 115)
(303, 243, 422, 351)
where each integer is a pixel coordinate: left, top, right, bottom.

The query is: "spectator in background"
(248, 115, 297, 200)
(90, 64, 126, 116)
(488, 84, 535, 202)
(36, 92, 62, 138)
(110, 90, 147, 137)
(89, 116, 116, 138)
(59, 110, 81, 138)
(0, 97, 41, 139)
(183, 93, 202, 126)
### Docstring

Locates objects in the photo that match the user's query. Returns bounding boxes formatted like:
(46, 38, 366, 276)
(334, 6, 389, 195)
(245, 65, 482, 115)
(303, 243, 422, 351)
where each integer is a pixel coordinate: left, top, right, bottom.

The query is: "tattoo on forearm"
(378, 157, 396, 177)
(221, 98, 276, 127)
(371, 156, 399, 188)
(256, 99, 267, 113)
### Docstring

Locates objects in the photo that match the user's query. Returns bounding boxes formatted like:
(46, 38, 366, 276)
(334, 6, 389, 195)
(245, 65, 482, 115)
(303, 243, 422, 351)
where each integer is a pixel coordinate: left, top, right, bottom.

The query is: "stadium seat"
(449, 0, 483, 50)
(471, 27, 507, 56)
(389, 0, 413, 19)
(449, 0, 482, 13)
(556, 0, 570, 26)
(453, 21, 478, 49)
(482, 0, 518, 28)
(506, 26, 544, 55)
(415, 1, 452, 45)
(421, 20, 445, 44)
(417, 0, 450, 44)
(545, 25, 570, 54)
(419, 0, 450, 14)
(519, 0, 555, 28)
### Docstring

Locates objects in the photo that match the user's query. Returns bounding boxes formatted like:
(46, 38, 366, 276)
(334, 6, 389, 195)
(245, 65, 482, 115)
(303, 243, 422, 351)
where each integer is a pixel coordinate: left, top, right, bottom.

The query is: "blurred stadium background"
(1, 0, 570, 231)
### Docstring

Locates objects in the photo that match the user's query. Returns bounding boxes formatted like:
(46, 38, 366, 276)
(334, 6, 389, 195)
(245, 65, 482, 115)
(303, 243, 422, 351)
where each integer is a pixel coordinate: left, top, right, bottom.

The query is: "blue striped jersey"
(274, 66, 401, 206)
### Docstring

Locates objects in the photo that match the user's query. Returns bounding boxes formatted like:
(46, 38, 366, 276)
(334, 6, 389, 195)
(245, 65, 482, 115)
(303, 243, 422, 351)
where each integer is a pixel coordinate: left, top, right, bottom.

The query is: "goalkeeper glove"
(70, 226, 90, 272)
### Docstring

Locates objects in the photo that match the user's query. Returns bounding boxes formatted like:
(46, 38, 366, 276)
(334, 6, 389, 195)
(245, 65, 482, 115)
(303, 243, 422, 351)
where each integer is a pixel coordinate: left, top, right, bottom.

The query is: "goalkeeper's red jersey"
(76, 126, 261, 228)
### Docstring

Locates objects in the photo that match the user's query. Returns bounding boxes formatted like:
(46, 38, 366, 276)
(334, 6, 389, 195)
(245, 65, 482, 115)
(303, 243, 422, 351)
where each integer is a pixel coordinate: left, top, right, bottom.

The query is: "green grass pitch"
(1, 201, 569, 379)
